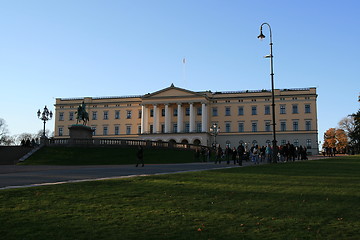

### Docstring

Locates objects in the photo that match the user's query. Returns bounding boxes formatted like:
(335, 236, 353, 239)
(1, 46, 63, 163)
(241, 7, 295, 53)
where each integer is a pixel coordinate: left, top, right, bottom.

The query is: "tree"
(349, 109, 360, 153)
(323, 128, 336, 148)
(335, 128, 348, 153)
(0, 118, 12, 145)
(338, 116, 355, 137)
(323, 127, 348, 153)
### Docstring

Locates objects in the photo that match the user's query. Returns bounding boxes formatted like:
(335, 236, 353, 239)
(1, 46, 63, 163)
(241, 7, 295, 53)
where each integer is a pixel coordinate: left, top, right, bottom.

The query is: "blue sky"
(0, 0, 359, 143)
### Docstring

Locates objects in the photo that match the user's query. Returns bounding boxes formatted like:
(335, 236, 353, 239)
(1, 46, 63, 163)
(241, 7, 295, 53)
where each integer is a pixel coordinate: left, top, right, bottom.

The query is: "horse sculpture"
(75, 101, 89, 125)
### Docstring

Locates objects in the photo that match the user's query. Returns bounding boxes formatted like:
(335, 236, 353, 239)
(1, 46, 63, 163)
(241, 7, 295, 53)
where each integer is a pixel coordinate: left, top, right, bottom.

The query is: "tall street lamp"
(37, 105, 53, 138)
(258, 22, 277, 163)
(209, 123, 220, 148)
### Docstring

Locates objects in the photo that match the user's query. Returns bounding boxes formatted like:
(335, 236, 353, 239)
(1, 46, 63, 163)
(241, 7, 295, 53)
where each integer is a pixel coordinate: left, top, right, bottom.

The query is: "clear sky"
(0, 0, 359, 143)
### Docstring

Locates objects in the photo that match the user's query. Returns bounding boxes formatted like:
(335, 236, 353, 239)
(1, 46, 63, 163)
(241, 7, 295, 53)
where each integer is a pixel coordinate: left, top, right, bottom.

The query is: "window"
(196, 122, 202, 132)
(306, 120, 312, 131)
(238, 106, 244, 116)
(305, 104, 311, 113)
(197, 107, 202, 116)
(225, 122, 231, 133)
(252, 106, 257, 115)
(281, 140, 286, 145)
(264, 105, 270, 115)
(238, 122, 244, 132)
(58, 127, 63, 136)
(280, 105, 286, 114)
(150, 109, 154, 117)
(103, 126, 108, 135)
(103, 111, 108, 120)
(293, 121, 299, 131)
(126, 125, 131, 135)
(69, 112, 74, 121)
(92, 127, 96, 136)
(292, 104, 298, 114)
(92, 111, 97, 120)
(212, 107, 218, 116)
(173, 123, 178, 133)
(161, 109, 165, 117)
(225, 107, 231, 116)
(115, 126, 120, 135)
(59, 112, 64, 121)
(115, 110, 120, 119)
(252, 122, 257, 132)
(126, 110, 132, 119)
(138, 110, 142, 119)
(150, 125, 153, 134)
(265, 121, 271, 132)
(138, 125, 141, 134)
(294, 139, 299, 146)
(161, 124, 165, 133)
(173, 109, 178, 117)
(306, 139, 312, 149)
(185, 122, 190, 133)
(185, 107, 190, 116)
(280, 121, 286, 131)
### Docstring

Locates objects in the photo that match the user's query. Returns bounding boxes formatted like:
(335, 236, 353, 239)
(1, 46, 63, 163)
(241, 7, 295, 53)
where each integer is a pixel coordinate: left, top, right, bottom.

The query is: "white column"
(201, 103, 208, 132)
(165, 104, 170, 133)
(177, 103, 183, 133)
(153, 104, 158, 133)
(189, 103, 195, 132)
(141, 105, 145, 134)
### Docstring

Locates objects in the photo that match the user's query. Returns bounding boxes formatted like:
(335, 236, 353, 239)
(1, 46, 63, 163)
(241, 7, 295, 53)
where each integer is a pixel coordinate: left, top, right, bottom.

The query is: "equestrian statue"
(75, 101, 89, 125)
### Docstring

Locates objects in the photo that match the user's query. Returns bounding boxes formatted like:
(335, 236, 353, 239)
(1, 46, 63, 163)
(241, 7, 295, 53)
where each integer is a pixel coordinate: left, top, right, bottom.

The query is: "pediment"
(142, 84, 203, 99)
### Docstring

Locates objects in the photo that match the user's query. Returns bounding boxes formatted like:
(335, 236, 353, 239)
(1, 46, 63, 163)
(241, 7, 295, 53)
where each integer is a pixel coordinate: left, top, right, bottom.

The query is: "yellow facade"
(54, 84, 318, 154)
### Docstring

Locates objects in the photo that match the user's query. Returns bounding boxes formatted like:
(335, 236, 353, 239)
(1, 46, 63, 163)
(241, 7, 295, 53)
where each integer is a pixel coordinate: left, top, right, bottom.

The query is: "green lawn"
(2, 156, 360, 239)
(19, 146, 200, 165)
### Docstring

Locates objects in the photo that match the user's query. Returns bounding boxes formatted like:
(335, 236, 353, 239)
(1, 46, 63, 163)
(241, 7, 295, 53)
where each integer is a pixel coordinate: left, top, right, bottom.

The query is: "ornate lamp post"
(258, 22, 277, 163)
(37, 106, 53, 138)
(209, 123, 220, 148)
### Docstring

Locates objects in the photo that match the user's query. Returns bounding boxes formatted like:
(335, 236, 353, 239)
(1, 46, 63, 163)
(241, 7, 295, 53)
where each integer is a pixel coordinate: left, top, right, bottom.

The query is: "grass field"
(19, 146, 199, 165)
(2, 156, 360, 239)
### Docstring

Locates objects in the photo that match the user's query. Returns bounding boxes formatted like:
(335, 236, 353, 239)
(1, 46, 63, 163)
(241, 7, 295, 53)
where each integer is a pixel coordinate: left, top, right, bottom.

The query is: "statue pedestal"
(68, 125, 93, 139)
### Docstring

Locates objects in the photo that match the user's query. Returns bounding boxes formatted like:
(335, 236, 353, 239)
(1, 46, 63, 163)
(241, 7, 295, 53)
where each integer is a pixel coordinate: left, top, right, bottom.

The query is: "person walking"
(136, 146, 144, 167)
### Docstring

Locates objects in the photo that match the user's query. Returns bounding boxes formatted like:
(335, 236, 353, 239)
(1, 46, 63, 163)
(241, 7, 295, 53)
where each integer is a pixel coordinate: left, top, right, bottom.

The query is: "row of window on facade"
(58, 119, 313, 137)
(58, 104, 312, 121)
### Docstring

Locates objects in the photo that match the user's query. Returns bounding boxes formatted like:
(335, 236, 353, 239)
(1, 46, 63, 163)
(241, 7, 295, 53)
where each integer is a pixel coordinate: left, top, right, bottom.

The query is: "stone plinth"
(68, 125, 93, 139)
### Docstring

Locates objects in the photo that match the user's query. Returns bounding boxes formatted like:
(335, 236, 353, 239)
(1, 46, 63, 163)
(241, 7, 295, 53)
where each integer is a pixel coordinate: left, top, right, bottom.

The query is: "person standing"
(232, 147, 237, 165)
(215, 146, 223, 164)
(237, 143, 245, 166)
(136, 146, 144, 167)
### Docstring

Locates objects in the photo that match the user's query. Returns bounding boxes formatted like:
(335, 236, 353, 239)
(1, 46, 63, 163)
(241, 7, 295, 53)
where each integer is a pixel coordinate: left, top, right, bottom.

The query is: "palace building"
(54, 84, 319, 154)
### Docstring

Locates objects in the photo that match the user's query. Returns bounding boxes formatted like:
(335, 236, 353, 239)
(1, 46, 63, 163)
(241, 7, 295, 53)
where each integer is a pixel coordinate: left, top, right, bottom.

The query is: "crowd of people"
(20, 138, 40, 148)
(195, 142, 309, 165)
(321, 147, 337, 157)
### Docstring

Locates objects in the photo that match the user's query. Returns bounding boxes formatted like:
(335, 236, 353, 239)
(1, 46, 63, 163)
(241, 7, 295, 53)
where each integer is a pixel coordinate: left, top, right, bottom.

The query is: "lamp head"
(257, 31, 266, 40)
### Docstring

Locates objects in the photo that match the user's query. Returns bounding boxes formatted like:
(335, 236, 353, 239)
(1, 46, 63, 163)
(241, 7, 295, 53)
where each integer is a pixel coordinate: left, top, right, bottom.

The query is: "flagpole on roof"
(182, 57, 187, 88)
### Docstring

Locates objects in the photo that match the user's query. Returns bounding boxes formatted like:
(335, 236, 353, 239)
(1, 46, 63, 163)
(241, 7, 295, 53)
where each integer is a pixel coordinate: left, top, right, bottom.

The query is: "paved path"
(0, 161, 253, 190)
(0, 155, 330, 190)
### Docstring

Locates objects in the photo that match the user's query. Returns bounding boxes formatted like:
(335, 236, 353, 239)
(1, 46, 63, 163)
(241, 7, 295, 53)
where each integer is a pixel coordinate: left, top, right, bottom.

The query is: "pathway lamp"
(209, 123, 220, 148)
(258, 22, 277, 163)
(37, 105, 53, 138)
